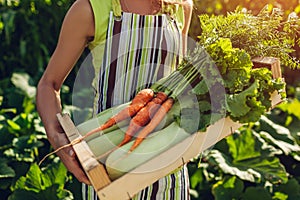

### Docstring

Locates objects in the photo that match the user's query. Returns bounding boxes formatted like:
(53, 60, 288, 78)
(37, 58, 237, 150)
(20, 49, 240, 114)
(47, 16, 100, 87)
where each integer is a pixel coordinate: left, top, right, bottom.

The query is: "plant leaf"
(0, 158, 15, 179)
(12, 162, 70, 199)
(207, 129, 288, 184)
(274, 178, 300, 200)
(226, 80, 259, 118)
(258, 115, 300, 155)
(11, 73, 36, 98)
(241, 187, 272, 200)
(277, 99, 300, 120)
(42, 160, 68, 189)
(212, 176, 244, 200)
(13, 163, 43, 192)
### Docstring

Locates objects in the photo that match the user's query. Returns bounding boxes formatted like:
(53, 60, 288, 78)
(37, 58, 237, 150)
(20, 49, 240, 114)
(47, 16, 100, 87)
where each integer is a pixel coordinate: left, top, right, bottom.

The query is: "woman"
(36, 0, 193, 199)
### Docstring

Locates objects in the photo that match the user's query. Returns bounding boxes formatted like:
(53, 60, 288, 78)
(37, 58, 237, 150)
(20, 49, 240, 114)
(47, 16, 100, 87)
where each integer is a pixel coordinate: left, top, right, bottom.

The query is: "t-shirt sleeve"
(88, 0, 112, 49)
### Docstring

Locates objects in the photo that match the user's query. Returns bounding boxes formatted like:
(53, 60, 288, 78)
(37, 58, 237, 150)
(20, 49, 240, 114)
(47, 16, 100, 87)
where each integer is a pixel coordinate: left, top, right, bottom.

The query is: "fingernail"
(69, 149, 74, 156)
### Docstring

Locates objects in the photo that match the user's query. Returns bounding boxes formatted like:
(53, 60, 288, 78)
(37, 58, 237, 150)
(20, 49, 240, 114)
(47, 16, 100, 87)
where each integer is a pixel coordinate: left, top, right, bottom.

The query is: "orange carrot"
(128, 97, 174, 152)
(83, 88, 154, 139)
(94, 92, 168, 161)
(38, 89, 154, 166)
(117, 92, 168, 147)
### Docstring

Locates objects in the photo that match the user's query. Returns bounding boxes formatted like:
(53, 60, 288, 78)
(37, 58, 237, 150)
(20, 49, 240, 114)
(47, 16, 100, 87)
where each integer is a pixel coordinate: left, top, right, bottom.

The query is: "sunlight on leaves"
(207, 128, 288, 184)
(11, 73, 36, 99)
(10, 161, 73, 200)
(0, 158, 15, 178)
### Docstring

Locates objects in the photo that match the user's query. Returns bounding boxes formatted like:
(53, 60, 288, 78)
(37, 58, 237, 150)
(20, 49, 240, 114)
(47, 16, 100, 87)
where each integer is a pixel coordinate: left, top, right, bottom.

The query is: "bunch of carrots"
(39, 47, 207, 164)
(78, 51, 205, 154)
(84, 89, 174, 153)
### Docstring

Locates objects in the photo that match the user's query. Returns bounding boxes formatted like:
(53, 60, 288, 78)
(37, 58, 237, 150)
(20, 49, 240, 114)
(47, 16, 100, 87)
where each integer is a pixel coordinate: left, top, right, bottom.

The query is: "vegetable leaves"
(190, 38, 285, 126)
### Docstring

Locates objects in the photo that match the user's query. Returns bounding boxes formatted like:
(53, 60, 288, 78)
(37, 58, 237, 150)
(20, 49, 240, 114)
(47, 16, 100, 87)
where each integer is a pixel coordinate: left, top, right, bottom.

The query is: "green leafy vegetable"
(226, 80, 260, 118)
(198, 7, 300, 69)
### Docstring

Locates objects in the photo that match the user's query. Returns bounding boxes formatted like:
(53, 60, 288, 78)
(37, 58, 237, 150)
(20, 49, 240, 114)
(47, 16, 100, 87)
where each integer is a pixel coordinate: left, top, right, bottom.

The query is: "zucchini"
(105, 122, 191, 180)
(76, 102, 130, 141)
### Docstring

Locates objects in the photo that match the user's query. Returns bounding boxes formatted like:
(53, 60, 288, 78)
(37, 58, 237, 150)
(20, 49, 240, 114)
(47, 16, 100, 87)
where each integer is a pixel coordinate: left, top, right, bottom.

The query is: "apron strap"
(112, 0, 122, 17)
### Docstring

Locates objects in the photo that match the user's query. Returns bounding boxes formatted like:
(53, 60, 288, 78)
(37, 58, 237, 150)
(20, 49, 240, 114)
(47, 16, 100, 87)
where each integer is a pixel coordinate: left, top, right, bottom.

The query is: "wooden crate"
(252, 56, 282, 79)
(57, 58, 284, 200)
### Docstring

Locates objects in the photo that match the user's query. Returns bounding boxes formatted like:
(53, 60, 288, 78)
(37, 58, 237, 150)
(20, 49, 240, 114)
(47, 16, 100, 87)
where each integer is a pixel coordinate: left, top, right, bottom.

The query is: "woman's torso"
(83, 0, 190, 199)
(88, 0, 185, 112)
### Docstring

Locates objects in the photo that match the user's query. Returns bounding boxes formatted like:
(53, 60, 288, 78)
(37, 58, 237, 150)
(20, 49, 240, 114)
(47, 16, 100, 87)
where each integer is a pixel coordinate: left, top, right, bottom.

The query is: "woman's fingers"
(57, 145, 91, 185)
(50, 132, 91, 185)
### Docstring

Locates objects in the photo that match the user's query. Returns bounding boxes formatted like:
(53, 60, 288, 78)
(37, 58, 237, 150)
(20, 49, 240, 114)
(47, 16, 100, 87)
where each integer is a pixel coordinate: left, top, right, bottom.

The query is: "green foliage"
(203, 38, 253, 93)
(192, 0, 300, 16)
(198, 7, 300, 69)
(0, 0, 85, 192)
(277, 98, 300, 123)
(212, 176, 244, 200)
(191, 38, 285, 124)
(189, 9, 300, 199)
(0, 0, 74, 82)
(241, 187, 273, 200)
(190, 94, 300, 199)
(257, 115, 300, 156)
(189, 0, 300, 42)
(274, 178, 300, 200)
(9, 161, 73, 200)
(0, 72, 77, 199)
(210, 129, 288, 184)
(226, 80, 262, 118)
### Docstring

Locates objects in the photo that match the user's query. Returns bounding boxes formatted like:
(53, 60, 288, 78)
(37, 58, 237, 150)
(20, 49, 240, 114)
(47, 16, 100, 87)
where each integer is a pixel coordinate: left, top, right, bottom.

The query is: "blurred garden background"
(1, 0, 300, 199)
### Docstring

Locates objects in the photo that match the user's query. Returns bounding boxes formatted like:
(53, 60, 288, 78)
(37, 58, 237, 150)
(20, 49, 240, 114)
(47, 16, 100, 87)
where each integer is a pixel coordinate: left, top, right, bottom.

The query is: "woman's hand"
(36, 78, 91, 185)
(49, 130, 91, 185)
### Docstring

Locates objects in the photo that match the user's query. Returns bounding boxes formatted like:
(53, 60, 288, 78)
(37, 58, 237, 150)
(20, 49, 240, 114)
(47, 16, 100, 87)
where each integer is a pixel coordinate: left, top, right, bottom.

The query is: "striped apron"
(83, 3, 190, 200)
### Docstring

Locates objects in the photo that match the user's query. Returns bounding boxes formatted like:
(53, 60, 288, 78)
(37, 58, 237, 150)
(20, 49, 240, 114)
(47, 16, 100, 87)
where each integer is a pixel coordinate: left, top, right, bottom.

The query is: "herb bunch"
(198, 6, 300, 69)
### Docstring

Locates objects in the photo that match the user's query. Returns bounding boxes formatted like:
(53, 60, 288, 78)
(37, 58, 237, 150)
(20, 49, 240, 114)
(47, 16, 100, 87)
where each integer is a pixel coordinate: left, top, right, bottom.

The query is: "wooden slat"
(271, 91, 283, 108)
(56, 113, 111, 190)
(252, 57, 282, 79)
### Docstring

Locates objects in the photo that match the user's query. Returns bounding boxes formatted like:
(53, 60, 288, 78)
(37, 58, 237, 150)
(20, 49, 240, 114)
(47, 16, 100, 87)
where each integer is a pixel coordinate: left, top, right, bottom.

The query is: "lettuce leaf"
(226, 80, 260, 118)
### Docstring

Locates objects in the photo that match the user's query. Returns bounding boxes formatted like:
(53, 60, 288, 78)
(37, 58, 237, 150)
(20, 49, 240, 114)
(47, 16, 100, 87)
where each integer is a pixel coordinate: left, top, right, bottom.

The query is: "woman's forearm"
(34, 0, 94, 185)
(36, 79, 64, 148)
